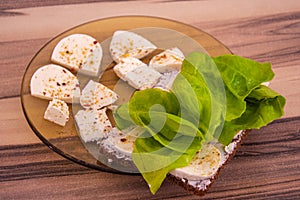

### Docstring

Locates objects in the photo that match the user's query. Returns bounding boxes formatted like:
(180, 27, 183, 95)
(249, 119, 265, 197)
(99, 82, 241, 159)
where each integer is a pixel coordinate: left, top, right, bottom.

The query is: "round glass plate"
(21, 16, 231, 173)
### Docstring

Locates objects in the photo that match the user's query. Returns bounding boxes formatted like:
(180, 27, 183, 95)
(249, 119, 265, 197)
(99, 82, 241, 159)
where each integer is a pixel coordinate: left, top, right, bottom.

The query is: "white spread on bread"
(174, 130, 246, 192)
(170, 144, 224, 180)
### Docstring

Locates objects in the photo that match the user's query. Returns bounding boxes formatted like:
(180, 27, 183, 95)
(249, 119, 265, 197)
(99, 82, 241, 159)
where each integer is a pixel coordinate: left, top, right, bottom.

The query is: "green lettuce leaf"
(172, 52, 226, 141)
(113, 52, 285, 194)
(114, 88, 204, 194)
(213, 55, 274, 121)
(219, 85, 286, 145)
(113, 103, 133, 130)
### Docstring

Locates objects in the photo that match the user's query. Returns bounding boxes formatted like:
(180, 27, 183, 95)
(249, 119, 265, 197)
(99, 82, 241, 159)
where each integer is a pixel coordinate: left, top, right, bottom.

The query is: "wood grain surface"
(1, 117, 299, 199)
(1, 0, 300, 199)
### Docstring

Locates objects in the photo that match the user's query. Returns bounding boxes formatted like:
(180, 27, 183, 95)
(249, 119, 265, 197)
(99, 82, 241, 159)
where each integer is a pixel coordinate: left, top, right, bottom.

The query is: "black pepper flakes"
(120, 138, 127, 142)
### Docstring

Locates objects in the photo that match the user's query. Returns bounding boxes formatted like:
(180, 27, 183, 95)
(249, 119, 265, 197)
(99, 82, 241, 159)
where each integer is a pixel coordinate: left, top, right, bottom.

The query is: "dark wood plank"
(0, 38, 49, 99)
(1, 12, 299, 99)
(200, 11, 300, 67)
(1, 117, 299, 199)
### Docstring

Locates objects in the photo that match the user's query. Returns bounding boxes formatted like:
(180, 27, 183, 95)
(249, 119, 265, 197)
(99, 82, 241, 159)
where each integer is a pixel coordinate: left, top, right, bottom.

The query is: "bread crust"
(167, 130, 251, 196)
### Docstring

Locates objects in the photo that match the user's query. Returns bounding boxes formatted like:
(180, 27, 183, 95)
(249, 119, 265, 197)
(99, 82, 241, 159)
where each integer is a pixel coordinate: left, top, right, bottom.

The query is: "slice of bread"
(167, 130, 250, 196)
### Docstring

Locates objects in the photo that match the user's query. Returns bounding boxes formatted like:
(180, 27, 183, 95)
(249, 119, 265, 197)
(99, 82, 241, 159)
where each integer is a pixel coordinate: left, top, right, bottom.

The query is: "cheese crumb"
(44, 99, 69, 126)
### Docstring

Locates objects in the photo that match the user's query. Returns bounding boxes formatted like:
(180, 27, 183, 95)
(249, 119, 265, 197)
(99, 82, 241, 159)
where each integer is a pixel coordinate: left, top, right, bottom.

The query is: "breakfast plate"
(20, 16, 231, 173)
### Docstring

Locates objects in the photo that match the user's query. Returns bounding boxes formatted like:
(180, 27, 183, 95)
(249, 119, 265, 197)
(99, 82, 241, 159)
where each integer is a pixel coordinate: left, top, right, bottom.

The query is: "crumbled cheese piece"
(30, 64, 80, 103)
(75, 108, 112, 142)
(44, 99, 69, 126)
(51, 34, 103, 76)
(80, 80, 118, 109)
(154, 71, 179, 91)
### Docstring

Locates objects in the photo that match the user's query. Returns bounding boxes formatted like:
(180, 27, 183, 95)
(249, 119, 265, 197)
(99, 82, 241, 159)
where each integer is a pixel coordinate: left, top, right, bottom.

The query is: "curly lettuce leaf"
(113, 52, 285, 194)
(213, 55, 274, 121)
(172, 52, 226, 141)
(114, 89, 204, 194)
(219, 85, 285, 145)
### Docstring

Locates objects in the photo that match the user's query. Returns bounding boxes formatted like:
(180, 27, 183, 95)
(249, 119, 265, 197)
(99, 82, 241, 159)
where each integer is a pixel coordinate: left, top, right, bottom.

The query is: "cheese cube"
(44, 99, 69, 126)
(80, 80, 119, 109)
(75, 108, 112, 142)
(125, 65, 162, 90)
(149, 47, 184, 73)
(113, 57, 147, 80)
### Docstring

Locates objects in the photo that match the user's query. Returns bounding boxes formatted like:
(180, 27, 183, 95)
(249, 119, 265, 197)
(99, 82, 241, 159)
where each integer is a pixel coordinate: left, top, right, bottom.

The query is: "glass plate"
(21, 16, 231, 173)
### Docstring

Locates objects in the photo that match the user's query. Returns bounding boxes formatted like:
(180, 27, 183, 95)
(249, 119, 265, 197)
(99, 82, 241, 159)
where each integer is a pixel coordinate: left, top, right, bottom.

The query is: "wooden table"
(1, 1, 299, 199)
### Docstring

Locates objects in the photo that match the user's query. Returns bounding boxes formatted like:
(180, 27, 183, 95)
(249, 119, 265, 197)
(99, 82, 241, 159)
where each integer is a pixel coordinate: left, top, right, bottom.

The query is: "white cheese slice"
(101, 126, 144, 156)
(113, 57, 147, 80)
(51, 34, 103, 76)
(30, 64, 80, 103)
(102, 128, 136, 157)
(44, 98, 69, 126)
(125, 65, 162, 90)
(80, 80, 118, 109)
(99, 126, 145, 172)
(170, 143, 224, 180)
(109, 30, 157, 63)
(75, 108, 112, 143)
(149, 47, 184, 73)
